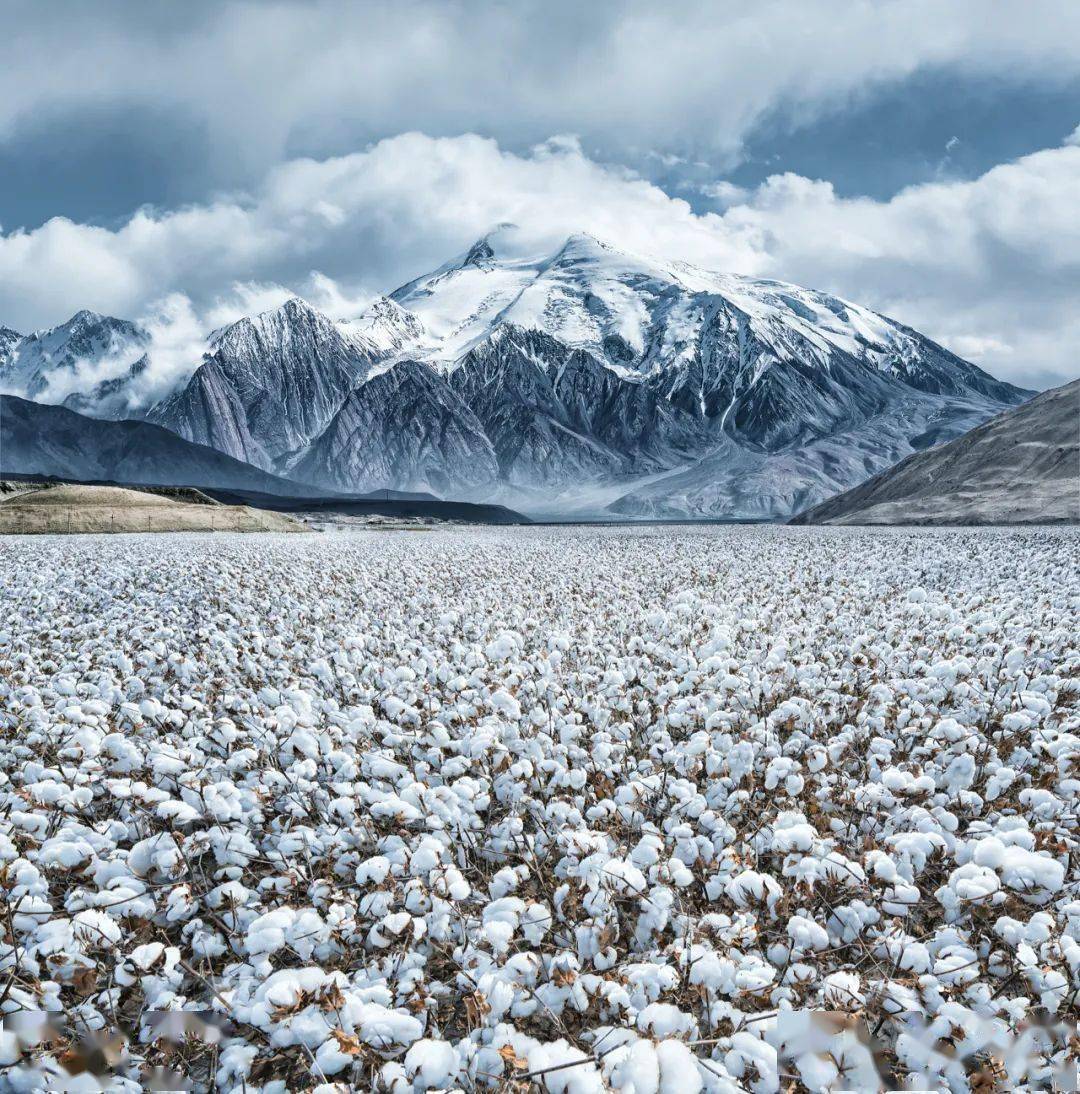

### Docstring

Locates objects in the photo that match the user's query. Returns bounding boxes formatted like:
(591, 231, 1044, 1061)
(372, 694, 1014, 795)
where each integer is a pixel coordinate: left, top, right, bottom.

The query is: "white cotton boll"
(972, 836, 1007, 869)
(725, 870, 782, 912)
(734, 955, 776, 994)
(881, 767, 912, 793)
(288, 909, 329, 959)
(933, 947, 979, 986)
(244, 907, 294, 957)
(430, 865, 470, 900)
(404, 1038, 460, 1089)
(0, 1031, 20, 1068)
(610, 1038, 660, 1094)
(771, 813, 815, 853)
(127, 943, 163, 970)
(164, 884, 198, 922)
(489, 688, 522, 720)
(942, 753, 976, 793)
(998, 845, 1066, 896)
(636, 1003, 695, 1039)
(522, 903, 551, 944)
(882, 883, 920, 917)
(38, 836, 95, 870)
(482, 919, 515, 954)
(663, 858, 694, 888)
(786, 915, 829, 952)
(822, 970, 863, 1007)
(488, 865, 524, 899)
(724, 1032, 777, 1093)
(127, 833, 184, 881)
(313, 1036, 356, 1077)
(355, 856, 391, 885)
(370, 795, 422, 824)
(985, 766, 1016, 800)
(630, 833, 664, 869)
(602, 859, 648, 896)
(485, 632, 521, 661)
(655, 1040, 701, 1093)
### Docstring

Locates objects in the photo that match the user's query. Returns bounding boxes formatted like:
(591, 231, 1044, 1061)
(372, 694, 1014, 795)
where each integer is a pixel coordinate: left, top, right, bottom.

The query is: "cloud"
(3, 0, 1080, 187)
(1, 130, 1078, 390)
(696, 181, 751, 208)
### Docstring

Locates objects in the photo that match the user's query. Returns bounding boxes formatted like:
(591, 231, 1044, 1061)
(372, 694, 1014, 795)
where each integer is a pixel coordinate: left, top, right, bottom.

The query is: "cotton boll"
(0, 524, 1073, 1084)
(404, 1038, 460, 1089)
(724, 1032, 778, 1093)
(636, 1002, 695, 1039)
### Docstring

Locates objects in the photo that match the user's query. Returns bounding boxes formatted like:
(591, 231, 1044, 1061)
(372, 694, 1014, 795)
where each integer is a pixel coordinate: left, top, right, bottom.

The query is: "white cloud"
(696, 181, 751, 208)
(1, 130, 1078, 390)
(3, 1, 1080, 181)
(132, 294, 211, 408)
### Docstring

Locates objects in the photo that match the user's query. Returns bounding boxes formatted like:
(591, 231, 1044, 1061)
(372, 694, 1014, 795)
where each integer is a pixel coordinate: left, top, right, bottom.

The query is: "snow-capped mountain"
(3, 230, 1034, 517)
(0, 310, 151, 418)
(148, 296, 431, 472)
(392, 228, 1018, 403)
(386, 228, 1027, 513)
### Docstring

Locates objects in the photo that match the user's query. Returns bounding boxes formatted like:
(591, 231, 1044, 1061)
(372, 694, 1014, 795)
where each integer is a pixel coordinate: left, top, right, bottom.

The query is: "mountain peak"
(240, 296, 331, 334)
(462, 238, 496, 268)
(278, 296, 322, 321)
(337, 297, 426, 363)
(359, 295, 413, 322)
(66, 308, 106, 329)
(560, 230, 611, 251)
(210, 297, 342, 363)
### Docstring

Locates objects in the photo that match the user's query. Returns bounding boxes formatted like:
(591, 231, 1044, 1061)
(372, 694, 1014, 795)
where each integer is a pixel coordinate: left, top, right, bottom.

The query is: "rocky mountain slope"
(148, 298, 372, 468)
(289, 360, 498, 494)
(0, 395, 317, 494)
(790, 378, 1079, 525)
(2, 229, 1034, 516)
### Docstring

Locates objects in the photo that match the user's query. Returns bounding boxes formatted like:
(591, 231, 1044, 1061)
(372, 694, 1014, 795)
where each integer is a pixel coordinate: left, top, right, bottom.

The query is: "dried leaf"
(499, 1043, 529, 1070)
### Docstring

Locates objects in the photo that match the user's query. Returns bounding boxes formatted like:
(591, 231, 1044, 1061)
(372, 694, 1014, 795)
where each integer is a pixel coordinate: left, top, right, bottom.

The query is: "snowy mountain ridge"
(0, 229, 1033, 517)
(388, 227, 1012, 402)
(0, 310, 152, 418)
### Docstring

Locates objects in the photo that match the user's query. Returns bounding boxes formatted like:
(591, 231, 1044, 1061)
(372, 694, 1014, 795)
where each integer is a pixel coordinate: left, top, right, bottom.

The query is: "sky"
(1, 0, 1079, 389)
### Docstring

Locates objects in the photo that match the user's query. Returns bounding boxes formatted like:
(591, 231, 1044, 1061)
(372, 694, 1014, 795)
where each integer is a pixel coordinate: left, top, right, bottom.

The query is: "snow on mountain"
(6, 229, 1035, 517)
(149, 298, 375, 470)
(337, 296, 426, 361)
(0, 310, 151, 418)
(0, 326, 21, 362)
(380, 228, 1031, 514)
(391, 226, 1020, 403)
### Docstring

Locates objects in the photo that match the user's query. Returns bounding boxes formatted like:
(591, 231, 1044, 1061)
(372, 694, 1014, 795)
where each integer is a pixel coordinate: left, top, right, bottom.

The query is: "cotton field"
(0, 526, 1077, 1093)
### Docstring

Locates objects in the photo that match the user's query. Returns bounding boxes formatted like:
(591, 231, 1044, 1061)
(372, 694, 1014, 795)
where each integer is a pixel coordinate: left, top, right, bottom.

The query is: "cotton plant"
(0, 525, 1076, 1091)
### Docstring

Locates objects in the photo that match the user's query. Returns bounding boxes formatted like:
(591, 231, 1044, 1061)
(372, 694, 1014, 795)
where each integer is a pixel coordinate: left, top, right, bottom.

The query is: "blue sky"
(1, 0, 1078, 388)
